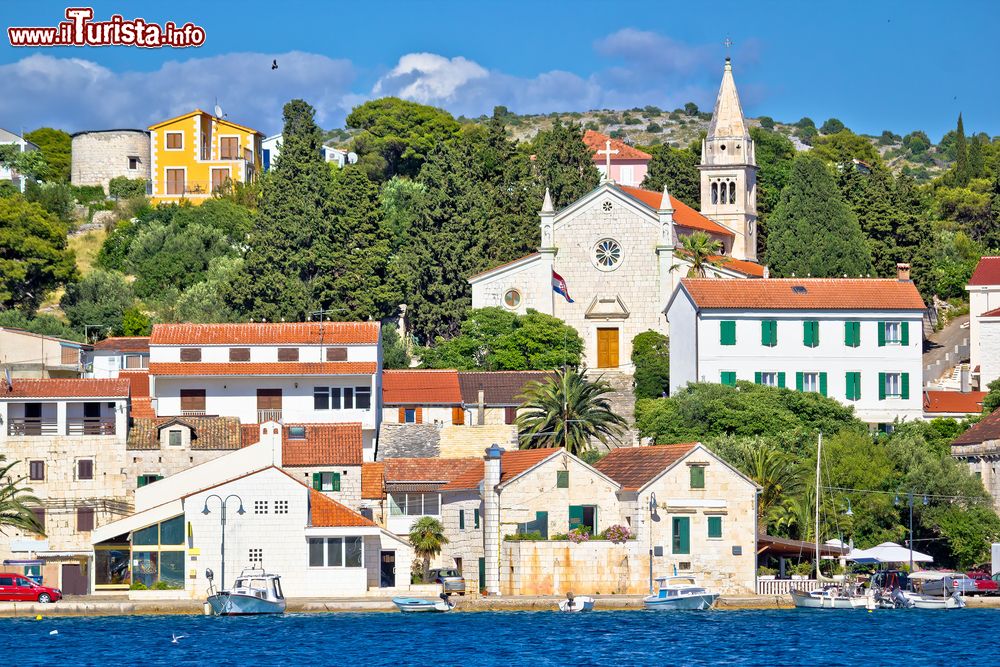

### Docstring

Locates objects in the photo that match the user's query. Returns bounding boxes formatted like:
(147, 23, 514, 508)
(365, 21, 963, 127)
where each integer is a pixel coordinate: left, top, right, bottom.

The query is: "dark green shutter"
(672, 517, 690, 554)
(569, 505, 584, 531)
(778, 372, 786, 389)
(478, 558, 485, 593)
(556, 470, 569, 488)
(690, 466, 705, 489)
(708, 516, 722, 538)
(901, 373, 910, 400)
(819, 372, 828, 396)
(762, 320, 777, 347)
(796, 372, 804, 392)
(720, 320, 736, 346)
(754, 371, 762, 385)
(721, 372, 736, 386)
(535, 511, 549, 539)
(878, 372, 886, 400)
(845, 321, 860, 347)
(878, 322, 886, 347)
(901, 322, 909, 346)
(332, 472, 341, 492)
(474, 508, 480, 529)
(137, 476, 146, 488)
(846, 372, 859, 401)
(459, 509, 465, 530)
(804, 321, 819, 347)
(312, 473, 321, 490)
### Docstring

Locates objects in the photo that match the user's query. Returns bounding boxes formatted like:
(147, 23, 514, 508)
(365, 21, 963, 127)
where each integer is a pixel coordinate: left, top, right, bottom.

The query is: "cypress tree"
(954, 113, 969, 186)
(640, 143, 700, 207)
(530, 120, 600, 209)
(765, 154, 872, 279)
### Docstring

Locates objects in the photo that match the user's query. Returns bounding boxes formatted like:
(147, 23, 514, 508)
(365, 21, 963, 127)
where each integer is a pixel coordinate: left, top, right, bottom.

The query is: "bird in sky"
(271, 59, 278, 70)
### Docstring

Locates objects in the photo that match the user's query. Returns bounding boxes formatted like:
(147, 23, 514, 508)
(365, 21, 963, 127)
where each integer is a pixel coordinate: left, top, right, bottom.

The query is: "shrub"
(505, 531, 545, 541)
(129, 581, 148, 590)
(604, 524, 632, 544)
(152, 580, 181, 590)
(791, 562, 813, 576)
(567, 526, 591, 544)
(72, 185, 106, 204)
(632, 331, 669, 400)
(757, 566, 777, 576)
(646, 123, 662, 133)
(109, 176, 146, 200)
(758, 116, 775, 130)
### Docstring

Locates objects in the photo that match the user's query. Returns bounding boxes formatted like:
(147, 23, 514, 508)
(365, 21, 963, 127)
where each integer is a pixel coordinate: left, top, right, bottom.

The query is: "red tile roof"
(131, 398, 156, 419)
(952, 408, 1000, 446)
(383, 457, 482, 484)
(0, 378, 129, 399)
(679, 278, 926, 311)
(923, 391, 987, 415)
(120, 370, 149, 397)
(594, 443, 699, 491)
(969, 257, 1000, 286)
(983, 307, 1000, 318)
(383, 370, 462, 405)
(149, 322, 380, 345)
(128, 416, 244, 450)
(583, 130, 652, 161)
(713, 256, 766, 278)
(438, 448, 561, 491)
(618, 185, 735, 237)
(362, 462, 385, 499)
(281, 423, 363, 466)
(309, 487, 377, 527)
(457, 371, 556, 406)
(148, 362, 376, 376)
(91, 336, 150, 352)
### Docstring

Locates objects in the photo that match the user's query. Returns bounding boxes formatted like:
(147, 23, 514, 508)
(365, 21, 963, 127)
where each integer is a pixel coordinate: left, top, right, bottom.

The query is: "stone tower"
(699, 57, 758, 261)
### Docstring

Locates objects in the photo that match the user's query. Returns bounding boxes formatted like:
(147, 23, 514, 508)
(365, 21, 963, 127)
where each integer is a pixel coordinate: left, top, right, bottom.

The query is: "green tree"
(673, 230, 722, 277)
(173, 256, 244, 323)
(516, 369, 628, 455)
(758, 116, 775, 130)
(381, 323, 411, 370)
(820, 118, 846, 135)
(631, 331, 669, 399)
(96, 218, 142, 271)
(408, 516, 448, 581)
(380, 177, 427, 252)
(24, 181, 74, 221)
(903, 131, 931, 155)
(24, 128, 71, 183)
(712, 438, 802, 523)
(765, 154, 872, 278)
(750, 127, 796, 254)
(795, 117, 815, 130)
(529, 120, 600, 209)
(120, 306, 151, 336)
(60, 270, 135, 335)
(983, 378, 1000, 414)
(0, 144, 47, 182)
(0, 195, 77, 311)
(0, 310, 83, 341)
(810, 130, 880, 165)
(108, 176, 146, 199)
(172, 198, 253, 244)
(954, 113, 969, 186)
(640, 143, 700, 207)
(126, 220, 232, 298)
(684, 102, 699, 116)
(347, 98, 461, 181)
(0, 456, 44, 536)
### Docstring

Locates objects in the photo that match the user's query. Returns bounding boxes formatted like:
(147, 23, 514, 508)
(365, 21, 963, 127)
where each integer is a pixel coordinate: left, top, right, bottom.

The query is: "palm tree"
(725, 441, 802, 523)
(409, 516, 448, 582)
(516, 369, 628, 456)
(673, 231, 723, 278)
(0, 456, 44, 536)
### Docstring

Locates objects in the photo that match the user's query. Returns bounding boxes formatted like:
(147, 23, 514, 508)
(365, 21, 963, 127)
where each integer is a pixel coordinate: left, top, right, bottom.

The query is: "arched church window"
(602, 200, 613, 213)
(593, 238, 623, 271)
(719, 182, 727, 205)
(503, 289, 521, 309)
(729, 182, 736, 204)
(711, 183, 718, 205)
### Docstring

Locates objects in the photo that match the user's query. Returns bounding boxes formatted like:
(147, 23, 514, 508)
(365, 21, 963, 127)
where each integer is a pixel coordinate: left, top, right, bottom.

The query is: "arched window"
(719, 181, 727, 205)
(711, 183, 718, 204)
(729, 182, 737, 205)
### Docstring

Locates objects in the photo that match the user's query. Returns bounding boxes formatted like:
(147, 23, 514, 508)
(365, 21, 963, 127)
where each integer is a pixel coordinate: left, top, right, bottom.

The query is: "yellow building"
(148, 109, 263, 204)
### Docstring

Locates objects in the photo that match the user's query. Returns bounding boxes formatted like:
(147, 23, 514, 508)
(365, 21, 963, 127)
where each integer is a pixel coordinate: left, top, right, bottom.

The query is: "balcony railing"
(7, 418, 58, 436)
(66, 419, 116, 436)
(257, 409, 282, 423)
(180, 409, 207, 417)
(7, 418, 117, 436)
(756, 578, 825, 595)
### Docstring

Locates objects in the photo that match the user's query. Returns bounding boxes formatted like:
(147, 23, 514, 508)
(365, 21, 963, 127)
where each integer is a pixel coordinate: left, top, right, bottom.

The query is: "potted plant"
(791, 562, 813, 580)
(757, 566, 777, 580)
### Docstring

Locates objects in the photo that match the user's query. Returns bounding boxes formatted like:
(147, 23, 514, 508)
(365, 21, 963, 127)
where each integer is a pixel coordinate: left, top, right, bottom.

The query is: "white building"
(85, 336, 150, 378)
(666, 273, 926, 425)
(262, 133, 349, 171)
(968, 256, 1000, 389)
(147, 322, 382, 460)
(0, 127, 38, 192)
(0, 327, 89, 378)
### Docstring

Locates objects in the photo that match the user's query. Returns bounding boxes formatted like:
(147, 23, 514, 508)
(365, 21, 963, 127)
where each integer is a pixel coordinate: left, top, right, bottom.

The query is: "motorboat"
(790, 584, 867, 609)
(206, 567, 286, 616)
(643, 576, 719, 610)
(558, 593, 595, 612)
(906, 572, 966, 609)
(393, 594, 455, 613)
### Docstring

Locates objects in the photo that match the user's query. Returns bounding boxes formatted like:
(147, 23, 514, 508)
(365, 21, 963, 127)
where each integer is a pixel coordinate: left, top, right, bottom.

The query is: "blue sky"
(1, 0, 996, 139)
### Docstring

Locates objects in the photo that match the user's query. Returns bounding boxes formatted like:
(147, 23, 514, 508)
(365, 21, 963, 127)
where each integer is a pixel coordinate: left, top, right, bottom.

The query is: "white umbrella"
(846, 541, 933, 564)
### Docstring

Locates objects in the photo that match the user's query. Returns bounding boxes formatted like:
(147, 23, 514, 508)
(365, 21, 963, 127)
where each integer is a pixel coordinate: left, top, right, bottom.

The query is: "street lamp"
(893, 491, 928, 573)
(202, 494, 245, 590)
(648, 492, 658, 596)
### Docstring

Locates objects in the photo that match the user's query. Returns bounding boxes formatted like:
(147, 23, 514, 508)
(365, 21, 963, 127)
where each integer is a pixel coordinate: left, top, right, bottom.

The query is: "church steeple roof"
(707, 57, 749, 140)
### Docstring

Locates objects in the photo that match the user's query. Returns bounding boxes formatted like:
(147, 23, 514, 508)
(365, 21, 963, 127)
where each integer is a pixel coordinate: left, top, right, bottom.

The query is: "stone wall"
(503, 540, 645, 595)
(439, 424, 517, 458)
(71, 130, 150, 191)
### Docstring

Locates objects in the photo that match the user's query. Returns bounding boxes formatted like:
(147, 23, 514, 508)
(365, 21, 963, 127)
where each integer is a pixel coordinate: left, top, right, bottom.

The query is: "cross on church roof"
(597, 139, 619, 181)
(723, 36, 733, 52)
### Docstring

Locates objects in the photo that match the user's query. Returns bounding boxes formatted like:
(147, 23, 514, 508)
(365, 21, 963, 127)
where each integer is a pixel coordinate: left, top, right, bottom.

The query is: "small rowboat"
(393, 596, 455, 613)
(558, 594, 595, 612)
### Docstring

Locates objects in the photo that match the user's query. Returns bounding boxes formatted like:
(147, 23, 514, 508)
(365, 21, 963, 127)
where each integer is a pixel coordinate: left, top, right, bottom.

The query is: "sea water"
(7, 609, 996, 666)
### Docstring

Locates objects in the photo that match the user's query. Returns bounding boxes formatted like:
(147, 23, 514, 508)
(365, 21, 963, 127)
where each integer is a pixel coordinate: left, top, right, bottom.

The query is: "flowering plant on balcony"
(604, 524, 632, 544)
(567, 526, 591, 544)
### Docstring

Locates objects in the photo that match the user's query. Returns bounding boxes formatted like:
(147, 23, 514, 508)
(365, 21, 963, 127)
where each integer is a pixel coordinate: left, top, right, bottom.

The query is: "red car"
(0, 573, 62, 603)
(966, 571, 999, 595)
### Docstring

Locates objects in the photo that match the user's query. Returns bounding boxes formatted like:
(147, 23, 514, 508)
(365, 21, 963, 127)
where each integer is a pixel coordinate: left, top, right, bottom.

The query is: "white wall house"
(666, 274, 926, 425)
(85, 337, 150, 378)
(262, 133, 349, 172)
(147, 322, 383, 461)
(0, 127, 38, 192)
(967, 257, 1000, 389)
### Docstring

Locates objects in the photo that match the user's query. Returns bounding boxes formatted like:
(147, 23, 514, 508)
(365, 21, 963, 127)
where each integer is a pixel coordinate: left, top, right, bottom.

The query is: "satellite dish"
(214, 104, 224, 118)
(347, 152, 358, 164)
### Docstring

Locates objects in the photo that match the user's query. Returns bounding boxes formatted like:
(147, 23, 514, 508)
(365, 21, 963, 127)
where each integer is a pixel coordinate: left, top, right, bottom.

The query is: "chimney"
(258, 421, 283, 465)
(896, 263, 911, 281)
(477, 389, 485, 426)
(762, 265, 770, 280)
(961, 364, 970, 393)
(482, 444, 503, 596)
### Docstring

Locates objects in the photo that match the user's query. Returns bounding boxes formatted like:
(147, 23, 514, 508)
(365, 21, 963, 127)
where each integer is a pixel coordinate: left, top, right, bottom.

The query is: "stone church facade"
(470, 58, 763, 371)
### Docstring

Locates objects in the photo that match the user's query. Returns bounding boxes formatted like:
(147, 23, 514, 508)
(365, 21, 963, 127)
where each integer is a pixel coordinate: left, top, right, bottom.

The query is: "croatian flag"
(552, 270, 574, 303)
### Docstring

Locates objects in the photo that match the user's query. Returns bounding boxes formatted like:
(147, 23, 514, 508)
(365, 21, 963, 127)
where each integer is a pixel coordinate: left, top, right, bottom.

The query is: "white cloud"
(373, 53, 488, 103)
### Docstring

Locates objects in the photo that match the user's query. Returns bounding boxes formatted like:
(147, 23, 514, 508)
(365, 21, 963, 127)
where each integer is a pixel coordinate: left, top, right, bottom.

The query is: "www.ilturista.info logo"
(8, 7, 206, 48)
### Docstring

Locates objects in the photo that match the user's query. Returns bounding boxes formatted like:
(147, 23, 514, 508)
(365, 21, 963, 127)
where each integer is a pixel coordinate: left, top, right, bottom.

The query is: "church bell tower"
(699, 57, 758, 261)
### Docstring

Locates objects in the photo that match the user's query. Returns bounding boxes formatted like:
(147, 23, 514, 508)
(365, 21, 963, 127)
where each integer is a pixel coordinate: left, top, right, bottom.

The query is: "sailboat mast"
(815, 432, 822, 579)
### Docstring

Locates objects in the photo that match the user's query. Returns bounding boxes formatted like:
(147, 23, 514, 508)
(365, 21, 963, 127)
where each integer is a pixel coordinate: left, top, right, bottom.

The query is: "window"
(343, 388, 354, 409)
(844, 321, 861, 348)
(504, 406, 517, 424)
(452, 406, 464, 425)
(845, 372, 861, 401)
(165, 132, 183, 150)
(168, 430, 182, 447)
(313, 472, 341, 492)
(797, 372, 827, 396)
(137, 474, 162, 488)
(288, 426, 306, 440)
(211, 167, 229, 192)
(326, 347, 347, 361)
(671, 516, 690, 554)
(516, 511, 549, 539)
(594, 238, 623, 270)
(711, 182, 718, 204)
(474, 508, 480, 529)
(277, 347, 299, 361)
(254, 501, 268, 515)
(707, 516, 723, 539)
(761, 320, 778, 347)
(32, 508, 45, 533)
(309, 537, 363, 567)
(77, 506, 95, 532)
(803, 320, 820, 347)
(503, 289, 521, 309)
(274, 500, 289, 514)
(220, 137, 239, 159)
(124, 354, 148, 369)
(29, 460, 44, 481)
(878, 321, 909, 347)
(690, 465, 705, 489)
(568, 505, 597, 535)
(179, 347, 202, 362)
(719, 180, 728, 204)
(720, 320, 736, 346)
(248, 548, 263, 564)
(128, 156, 140, 170)
(356, 387, 372, 410)
(404, 408, 417, 423)
(619, 165, 634, 186)
(556, 470, 569, 489)
(879, 372, 909, 400)
(77, 459, 94, 480)
(314, 387, 330, 410)
(389, 493, 439, 516)
(130, 515, 185, 589)
(229, 347, 250, 362)
(720, 371, 736, 386)
(166, 168, 185, 195)
(729, 182, 736, 204)
(459, 509, 466, 530)
(180, 389, 206, 413)
(754, 372, 784, 388)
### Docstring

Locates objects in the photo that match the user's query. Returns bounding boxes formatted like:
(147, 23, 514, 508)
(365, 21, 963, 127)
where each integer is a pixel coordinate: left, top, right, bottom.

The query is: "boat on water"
(790, 585, 868, 609)
(558, 593, 595, 612)
(206, 567, 286, 616)
(906, 572, 966, 610)
(643, 576, 719, 610)
(393, 594, 455, 613)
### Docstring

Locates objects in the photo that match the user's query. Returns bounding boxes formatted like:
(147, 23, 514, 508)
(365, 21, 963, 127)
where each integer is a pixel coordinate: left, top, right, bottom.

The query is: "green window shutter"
(778, 372, 786, 389)
(690, 466, 705, 489)
(459, 510, 465, 530)
(721, 372, 736, 386)
(568, 505, 584, 531)
(761, 320, 777, 347)
(720, 320, 736, 345)
(878, 372, 886, 400)
(845, 321, 860, 347)
(312, 472, 321, 490)
(804, 321, 818, 347)
(819, 372, 828, 397)
(901, 373, 910, 400)
(672, 517, 690, 555)
(536, 511, 549, 539)
(474, 508, 480, 529)
(754, 371, 762, 385)
(332, 472, 341, 492)
(556, 470, 569, 488)
(846, 372, 860, 401)
(137, 476, 146, 488)
(878, 321, 886, 347)
(795, 372, 804, 392)
(707, 516, 722, 539)
(901, 322, 909, 346)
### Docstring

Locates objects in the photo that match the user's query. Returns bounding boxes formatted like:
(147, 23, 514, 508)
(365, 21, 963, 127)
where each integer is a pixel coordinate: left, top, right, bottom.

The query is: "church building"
(469, 58, 763, 371)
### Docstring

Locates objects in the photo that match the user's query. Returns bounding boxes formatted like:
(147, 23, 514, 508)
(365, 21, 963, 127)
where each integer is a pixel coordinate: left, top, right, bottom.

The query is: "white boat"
(393, 595, 455, 613)
(790, 585, 867, 609)
(558, 594, 595, 612)
(906, 572, 966, 610)
(206, 567, 286, 616)
(643, 576, 719, 610)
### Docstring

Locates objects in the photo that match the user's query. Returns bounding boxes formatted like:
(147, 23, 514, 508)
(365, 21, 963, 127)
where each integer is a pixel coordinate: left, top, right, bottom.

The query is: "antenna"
(347, 152, 358, 165)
